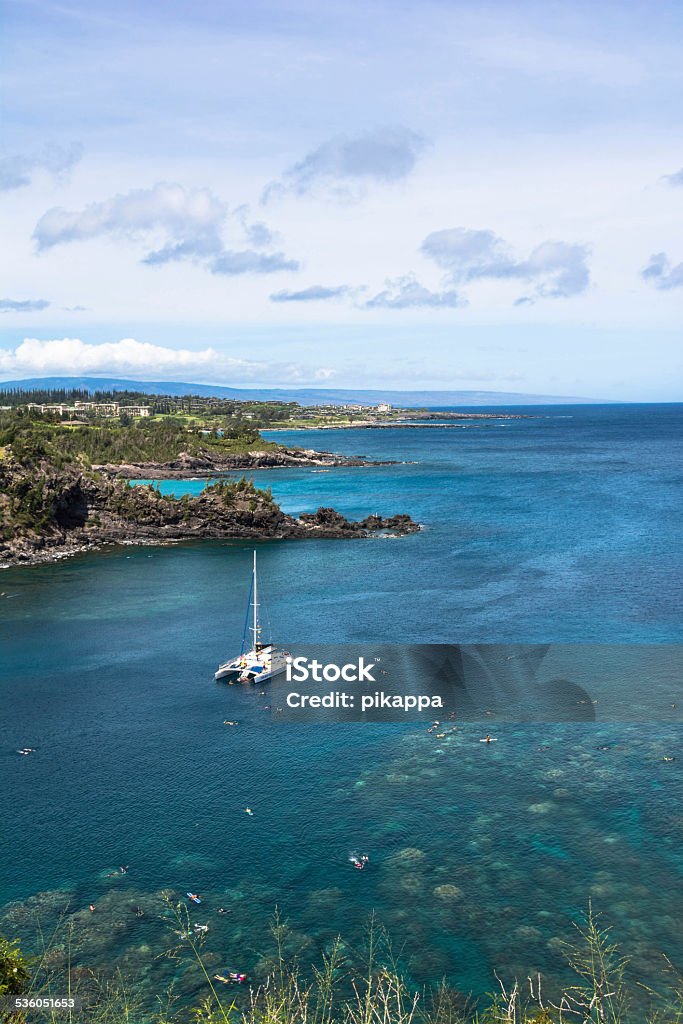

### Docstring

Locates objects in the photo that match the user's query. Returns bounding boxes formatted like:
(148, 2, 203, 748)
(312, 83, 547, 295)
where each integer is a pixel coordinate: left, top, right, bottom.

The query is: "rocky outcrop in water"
(0, 454, 418, 567)
(93, 446, 382, 479)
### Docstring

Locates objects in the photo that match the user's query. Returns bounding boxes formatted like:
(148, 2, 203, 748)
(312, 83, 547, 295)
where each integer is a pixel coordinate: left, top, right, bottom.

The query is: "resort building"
(120, 405, 152, 417)
(74, 401, 120, 415)
(24, 401, 152, 418)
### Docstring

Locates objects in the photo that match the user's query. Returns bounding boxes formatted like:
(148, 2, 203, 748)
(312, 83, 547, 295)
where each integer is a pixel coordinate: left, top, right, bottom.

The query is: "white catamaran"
(214, 551, 289, 683)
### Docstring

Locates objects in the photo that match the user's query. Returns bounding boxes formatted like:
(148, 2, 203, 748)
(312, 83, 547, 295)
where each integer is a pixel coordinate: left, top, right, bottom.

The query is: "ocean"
(1, 403, 681, 1012)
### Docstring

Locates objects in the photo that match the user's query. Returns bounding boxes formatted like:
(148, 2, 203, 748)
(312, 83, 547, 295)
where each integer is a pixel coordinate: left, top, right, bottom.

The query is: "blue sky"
(1, 0, 682, 398)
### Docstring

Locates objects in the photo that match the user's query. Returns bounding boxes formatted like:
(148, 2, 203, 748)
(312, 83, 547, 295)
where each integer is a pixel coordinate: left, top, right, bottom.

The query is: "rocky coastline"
(266, 412, 532, 430)
(0, 455, 418, 568)
(92, 446, 384, 479)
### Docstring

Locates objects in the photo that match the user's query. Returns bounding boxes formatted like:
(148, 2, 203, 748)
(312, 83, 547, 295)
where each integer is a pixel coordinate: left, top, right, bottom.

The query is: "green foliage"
(557, 904, 629, 1023)
(3, 903, 683, 1024)
(0, 387, 302, 427)
(0, 414, 265, 469)
(0, 387, 93, 407)
(205, 477, 261, 508)
(2, 473, 53, 532)
(0, 438, 281, 541)
(0, 934, 30, 996)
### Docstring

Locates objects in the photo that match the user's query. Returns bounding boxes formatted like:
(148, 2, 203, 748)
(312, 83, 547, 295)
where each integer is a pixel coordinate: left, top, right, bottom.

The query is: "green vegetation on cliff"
(0, 449, 286, 552)
(0, 413, 275, 469)
(0, 437, 415, 564)
(0, 414, 279, 549)
(0, 401, 415, 564)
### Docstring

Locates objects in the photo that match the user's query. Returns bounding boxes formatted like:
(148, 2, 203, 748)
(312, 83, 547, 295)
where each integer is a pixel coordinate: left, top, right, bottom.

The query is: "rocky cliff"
(92, 446, 382, 479)
(0, 453, 418, 567)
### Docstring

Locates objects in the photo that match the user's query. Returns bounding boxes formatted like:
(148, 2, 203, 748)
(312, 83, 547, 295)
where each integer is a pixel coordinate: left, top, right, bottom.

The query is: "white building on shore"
(24, 401, 152, 418)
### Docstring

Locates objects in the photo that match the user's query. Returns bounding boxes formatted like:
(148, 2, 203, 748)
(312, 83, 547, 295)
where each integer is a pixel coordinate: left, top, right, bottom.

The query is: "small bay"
(1, 404, 681, 1011)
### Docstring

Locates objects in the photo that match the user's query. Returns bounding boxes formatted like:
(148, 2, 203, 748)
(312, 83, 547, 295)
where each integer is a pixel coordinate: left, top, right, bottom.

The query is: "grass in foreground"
(1, 905, 682, 1024)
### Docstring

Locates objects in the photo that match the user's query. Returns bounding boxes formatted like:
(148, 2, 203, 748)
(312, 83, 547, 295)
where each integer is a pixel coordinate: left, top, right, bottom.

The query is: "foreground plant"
(1, 905, 682, 1024)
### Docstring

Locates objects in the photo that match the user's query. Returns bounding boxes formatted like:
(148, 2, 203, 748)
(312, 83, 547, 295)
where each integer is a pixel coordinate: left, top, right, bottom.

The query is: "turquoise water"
(1, 404, 681, 1012)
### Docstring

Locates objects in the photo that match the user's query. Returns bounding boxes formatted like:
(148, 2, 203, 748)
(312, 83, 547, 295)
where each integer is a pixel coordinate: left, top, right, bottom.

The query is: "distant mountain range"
(0, 376, 607, 407)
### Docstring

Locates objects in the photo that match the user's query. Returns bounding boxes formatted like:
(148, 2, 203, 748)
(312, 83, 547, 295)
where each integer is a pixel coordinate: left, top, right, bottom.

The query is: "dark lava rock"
(93, 446, 389, 479)
(0, 453, 419, 567)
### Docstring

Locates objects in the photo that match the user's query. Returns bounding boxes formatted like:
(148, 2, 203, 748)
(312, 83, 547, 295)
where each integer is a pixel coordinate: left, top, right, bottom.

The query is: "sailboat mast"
(252, 550, 259, 650)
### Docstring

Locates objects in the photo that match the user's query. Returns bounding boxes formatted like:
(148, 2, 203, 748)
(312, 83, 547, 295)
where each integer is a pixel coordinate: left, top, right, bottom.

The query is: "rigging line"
(240, 568, 254, 657)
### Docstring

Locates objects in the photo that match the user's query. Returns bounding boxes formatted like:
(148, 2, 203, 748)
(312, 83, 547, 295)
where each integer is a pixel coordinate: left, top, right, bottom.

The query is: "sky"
(1, 0, 682, 399)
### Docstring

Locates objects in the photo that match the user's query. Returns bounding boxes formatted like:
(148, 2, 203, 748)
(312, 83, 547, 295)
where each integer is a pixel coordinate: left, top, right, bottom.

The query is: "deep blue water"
(0, 404, 681, 1011)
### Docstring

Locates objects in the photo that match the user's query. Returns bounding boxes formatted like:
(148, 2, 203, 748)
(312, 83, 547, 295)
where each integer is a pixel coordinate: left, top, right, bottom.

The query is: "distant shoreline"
(265, 413, 531, 431)
(92, 445, 390, 478)
(267, 421, 494, 430)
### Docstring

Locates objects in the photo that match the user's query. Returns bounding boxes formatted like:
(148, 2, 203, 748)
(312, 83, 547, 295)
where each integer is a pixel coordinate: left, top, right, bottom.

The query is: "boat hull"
(214, 664, 242, 682)
(237, 663, 287, 683)
(215, 646, 288, 683)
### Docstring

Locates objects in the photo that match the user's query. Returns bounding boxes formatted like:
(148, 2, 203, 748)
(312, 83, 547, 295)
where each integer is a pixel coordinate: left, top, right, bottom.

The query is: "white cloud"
(269, 276, 464, 310)
(209, 250, 298, 275)
(34, 183, 226, 252)
(364, 275, 463, 309)
(270, 285, 354, 303)
(662, 167, 683, 187)
(0, 142, 83, 192)
(263, 126, 428, 202)
(0, 298, 51, 313)
(641, 252, 683, 290)
(0, 337, 224, 377)
(421, 228, 590, 300)
(33, 183, 299, 276)
(0, 337, 334, 384)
